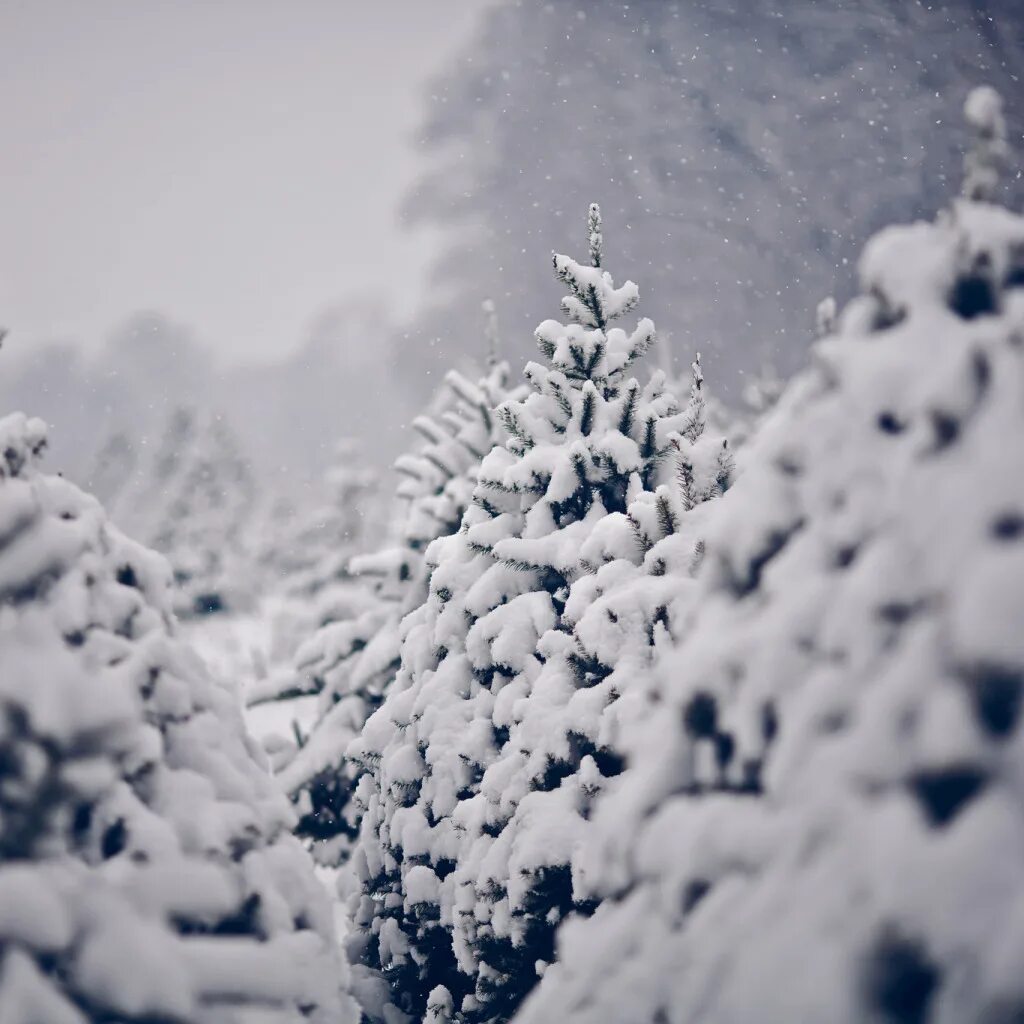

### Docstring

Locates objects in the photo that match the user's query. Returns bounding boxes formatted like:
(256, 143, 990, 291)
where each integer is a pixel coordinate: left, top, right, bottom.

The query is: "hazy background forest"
(4, 0, 1023, 523)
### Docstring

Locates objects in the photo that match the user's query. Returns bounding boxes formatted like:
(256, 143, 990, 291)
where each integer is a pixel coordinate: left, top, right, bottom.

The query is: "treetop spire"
(962, 85, 1010, 201)
(540, 205, 653, 390)
(588, 201, 603, 268)
(482, 298, 500, 369)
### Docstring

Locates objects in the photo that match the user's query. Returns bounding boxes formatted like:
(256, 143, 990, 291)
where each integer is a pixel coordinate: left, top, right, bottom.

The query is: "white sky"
(0, 1, 485, 364)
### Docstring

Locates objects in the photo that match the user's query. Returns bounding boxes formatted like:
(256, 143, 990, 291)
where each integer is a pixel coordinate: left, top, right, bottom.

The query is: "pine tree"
(348, 207, 729, 1022)
(248, 310, 518, 867)
(85, 428, 137, 508)
(255, 438, 381, 692)
(518, 89, 1024, 1024)
(702, 360, 788, 455)
(815, 295, 838, 338)
(962, 85, 1009, 202)
(0, 412, 356, 1023)
(265, 438, 379, 613)
(122, 405, 260, 619)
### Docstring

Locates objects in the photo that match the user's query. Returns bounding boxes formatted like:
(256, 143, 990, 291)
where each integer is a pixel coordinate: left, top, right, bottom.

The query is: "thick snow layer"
(517, 197, 1024, 1024)
(0, 412, 357, 1024)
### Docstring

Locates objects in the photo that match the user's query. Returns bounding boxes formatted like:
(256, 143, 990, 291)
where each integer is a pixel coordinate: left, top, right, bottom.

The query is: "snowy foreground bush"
(518, 91, 1024, 1024)
(347, 206, 731, 1022)
(0, 413, 356, 1023)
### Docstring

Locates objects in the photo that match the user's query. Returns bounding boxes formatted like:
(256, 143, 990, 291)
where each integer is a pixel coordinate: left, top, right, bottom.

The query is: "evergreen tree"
(0, 412, 356, 1022)
(256, 438, 381, 684)
(348, 207, 729, 1022)
(121, 405, 260, 619)
(815, 295, 838, 339)
(703, 360, 787, 455)
(84, 428, 137, 508)
(518, 88, 1024, 1024)
(250, 311, 518, 867)
(962, 84, 1009, 202)
(265, 438, 379, 612)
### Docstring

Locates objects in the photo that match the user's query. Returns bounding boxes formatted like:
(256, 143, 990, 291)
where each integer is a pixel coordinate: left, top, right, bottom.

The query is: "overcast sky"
(0, 1, 485, 365)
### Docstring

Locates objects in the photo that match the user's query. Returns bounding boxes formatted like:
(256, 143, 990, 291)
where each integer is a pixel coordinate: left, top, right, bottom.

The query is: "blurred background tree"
(393, 0, 1024, 406)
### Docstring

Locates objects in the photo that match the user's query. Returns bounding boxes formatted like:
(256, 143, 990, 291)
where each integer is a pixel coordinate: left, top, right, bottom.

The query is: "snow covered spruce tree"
(250, 308, 517, 867)
(348, 206, 731, 1022)
(0, 412, 356, 1022)
(518, 89, 1024, 1024)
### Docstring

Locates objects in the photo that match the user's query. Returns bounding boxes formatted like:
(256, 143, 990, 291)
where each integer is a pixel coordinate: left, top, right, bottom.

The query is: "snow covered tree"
(0, 411, 356, 1022)
(518, 88, 1024, 1024)
(348, 206, 730, 1022)
(263, 438, 379, 614)
(701, 360, 787, 456)
(119, 405, 260, 619)
(252, 438, 382, 699)
(84, 428, 137, 508)
(962, 85, 1009, 203)
(250, 307, 518, 867)
(816, 295, 838, 339)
